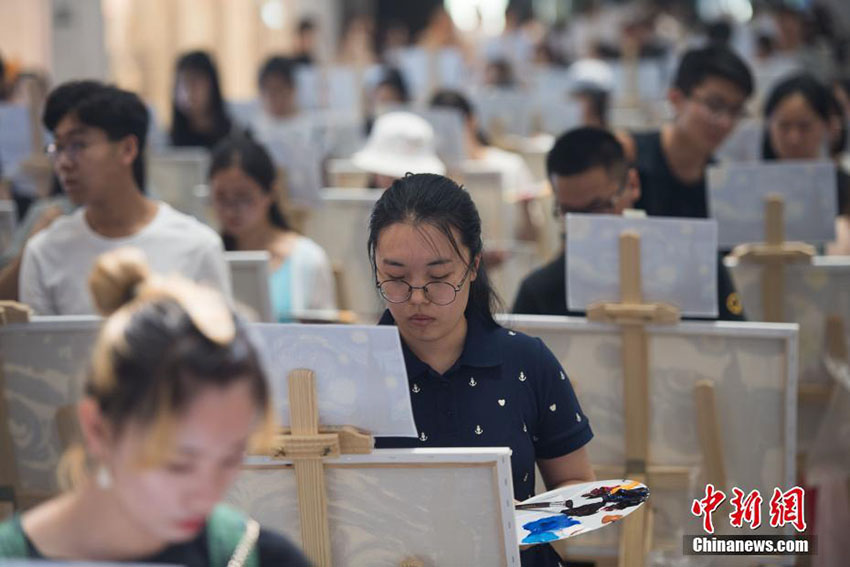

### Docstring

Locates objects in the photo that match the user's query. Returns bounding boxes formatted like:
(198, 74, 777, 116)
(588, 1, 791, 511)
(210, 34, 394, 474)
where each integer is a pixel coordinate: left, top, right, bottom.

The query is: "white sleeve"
(194, 239, 233, 300)
(307, 245, 337, 311)
(19, 242, 54, 315)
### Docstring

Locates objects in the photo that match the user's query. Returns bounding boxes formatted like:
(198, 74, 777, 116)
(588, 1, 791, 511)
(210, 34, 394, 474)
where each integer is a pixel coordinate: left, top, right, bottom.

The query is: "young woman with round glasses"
(368, 173, 595, 567)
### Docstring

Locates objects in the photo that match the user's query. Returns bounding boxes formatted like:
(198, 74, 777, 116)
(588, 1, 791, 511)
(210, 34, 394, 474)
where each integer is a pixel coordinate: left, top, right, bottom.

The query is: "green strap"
(206, 504, 260, 567)
(0, 516, 31, 558)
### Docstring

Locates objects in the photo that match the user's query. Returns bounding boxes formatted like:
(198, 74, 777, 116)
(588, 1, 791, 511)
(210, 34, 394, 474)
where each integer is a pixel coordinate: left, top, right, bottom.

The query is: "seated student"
(568, 58, 614, 128)
(255, 56, 299, 125)
(19, 80, 231, 315)
(292, 17, 318, 66)
(371, 173, 594, 567)
(430, 89, 542, 240)
(351, 111, 445, 189)
(761, 74, 850, 230)
(170, 51, 234, 149)
(0, 248, 310, 566)
(209, 135, 335, 321)
(619, 45, 754, 218)
(365, 67, 410, 134)
(513, 127, 745, 321)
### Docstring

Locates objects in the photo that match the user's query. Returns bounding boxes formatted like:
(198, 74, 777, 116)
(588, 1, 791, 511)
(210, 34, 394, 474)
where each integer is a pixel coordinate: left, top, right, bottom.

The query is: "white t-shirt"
(472, 146, 544, 202)
(20, 202, 232, 315)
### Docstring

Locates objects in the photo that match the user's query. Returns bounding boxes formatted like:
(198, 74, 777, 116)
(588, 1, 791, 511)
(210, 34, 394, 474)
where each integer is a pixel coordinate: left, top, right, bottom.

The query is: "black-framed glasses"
(44, 139, 106, 163)
(553, 181, 629, 217)
(691, 95, 748, 122)
(376, 263, 473, 306)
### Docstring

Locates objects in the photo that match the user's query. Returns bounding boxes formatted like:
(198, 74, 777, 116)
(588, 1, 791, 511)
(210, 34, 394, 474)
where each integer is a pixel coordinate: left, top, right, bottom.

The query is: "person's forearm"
(0, 255, 22, 300)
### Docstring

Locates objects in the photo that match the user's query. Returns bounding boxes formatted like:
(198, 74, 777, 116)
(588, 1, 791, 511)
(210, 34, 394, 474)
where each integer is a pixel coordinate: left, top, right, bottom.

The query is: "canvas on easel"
(225, 448, 520, 567)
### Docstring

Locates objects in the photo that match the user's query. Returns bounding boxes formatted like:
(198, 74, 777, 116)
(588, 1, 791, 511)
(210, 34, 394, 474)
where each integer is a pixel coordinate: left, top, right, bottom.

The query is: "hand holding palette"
(515, 479, 650, 545)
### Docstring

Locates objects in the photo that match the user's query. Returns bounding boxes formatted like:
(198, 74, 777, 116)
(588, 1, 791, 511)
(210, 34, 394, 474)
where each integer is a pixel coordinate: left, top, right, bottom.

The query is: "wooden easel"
(0, 301, 33, 520)
(585, 232, 678, 567)
(585, 232, 728, 567)
(270, 369, 373, 567)
(731, 195, 814, 322)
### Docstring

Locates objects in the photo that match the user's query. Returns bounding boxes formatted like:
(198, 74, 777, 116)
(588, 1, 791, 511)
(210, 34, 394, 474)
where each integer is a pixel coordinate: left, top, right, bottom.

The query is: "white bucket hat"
(569, 59, 615, 93)
(352, 111, 446, 178)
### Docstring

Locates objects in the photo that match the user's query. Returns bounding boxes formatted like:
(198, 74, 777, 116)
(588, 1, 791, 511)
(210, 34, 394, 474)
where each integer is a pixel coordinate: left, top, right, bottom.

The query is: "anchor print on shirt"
(469, 377, 477, 387)
(411, 383, 421, 394)
(518, 371, 527, 382)
(474, 425, 484, 435)
(419, 431, 428, 442)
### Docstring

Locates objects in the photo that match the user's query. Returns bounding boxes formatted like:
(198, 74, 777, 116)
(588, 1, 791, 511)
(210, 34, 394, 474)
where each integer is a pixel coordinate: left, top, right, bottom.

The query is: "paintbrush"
(515, 501, 572, 511)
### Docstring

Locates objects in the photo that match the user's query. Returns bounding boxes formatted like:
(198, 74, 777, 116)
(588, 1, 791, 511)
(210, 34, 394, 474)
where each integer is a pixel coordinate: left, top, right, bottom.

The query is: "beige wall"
(104, 0, 303, 128)
(0, 0, 52, 72)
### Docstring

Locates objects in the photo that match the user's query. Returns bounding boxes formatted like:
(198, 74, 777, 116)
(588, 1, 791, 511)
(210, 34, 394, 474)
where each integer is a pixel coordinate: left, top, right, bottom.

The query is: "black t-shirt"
(17, 516, 310, 567)
(838, 168, 850, 217)
(512, 252, 746, 321)
(633, 130, 712, 218)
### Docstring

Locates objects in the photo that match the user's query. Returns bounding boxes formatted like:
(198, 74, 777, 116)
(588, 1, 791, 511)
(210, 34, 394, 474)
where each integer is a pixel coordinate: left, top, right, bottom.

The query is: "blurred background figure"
(170, 51, 233, 149)
(209, 135, 335, 322)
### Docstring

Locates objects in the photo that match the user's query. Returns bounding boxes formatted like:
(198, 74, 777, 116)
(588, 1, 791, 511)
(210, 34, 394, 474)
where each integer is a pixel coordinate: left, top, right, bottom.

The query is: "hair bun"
(89, 247, 151, 315)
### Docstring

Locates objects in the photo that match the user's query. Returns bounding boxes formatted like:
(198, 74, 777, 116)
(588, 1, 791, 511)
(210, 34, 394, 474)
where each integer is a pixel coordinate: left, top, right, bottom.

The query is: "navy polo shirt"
(376, 310, 593, 501)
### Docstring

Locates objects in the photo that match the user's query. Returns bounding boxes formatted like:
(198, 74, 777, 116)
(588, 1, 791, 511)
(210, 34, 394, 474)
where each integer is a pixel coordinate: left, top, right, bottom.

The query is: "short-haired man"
(513, 126, 744, 320)
(20, 80, 231, 315)
(619, 44, 754, 218)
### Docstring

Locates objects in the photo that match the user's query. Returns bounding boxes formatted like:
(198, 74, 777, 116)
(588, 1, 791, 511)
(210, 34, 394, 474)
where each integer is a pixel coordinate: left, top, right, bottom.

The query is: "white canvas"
(500, 314, 798, 559)
(418, 107, 467, 166)
(707, 161, 837, 247)
(565, 214, 719, 317)
(146, 150, 213, 225)
(471, 88, 535, 138)
(225, 251, 273, 323)
(249, 323, 416, 437)
(716, 119, 763, 163)
(301, 189, 383, 320)
(0, 318, 415, 499)
(226, 448, 520, 567)
(725, 256, 850, 447)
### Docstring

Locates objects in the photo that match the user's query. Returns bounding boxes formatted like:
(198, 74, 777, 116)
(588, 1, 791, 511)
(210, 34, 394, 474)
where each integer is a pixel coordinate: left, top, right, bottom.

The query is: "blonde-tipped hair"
(61, 247, 276, 488)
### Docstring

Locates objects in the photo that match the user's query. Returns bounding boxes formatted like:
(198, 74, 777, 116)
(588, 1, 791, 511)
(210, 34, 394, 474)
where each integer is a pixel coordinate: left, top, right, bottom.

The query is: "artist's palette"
(515, 479, 650, 545)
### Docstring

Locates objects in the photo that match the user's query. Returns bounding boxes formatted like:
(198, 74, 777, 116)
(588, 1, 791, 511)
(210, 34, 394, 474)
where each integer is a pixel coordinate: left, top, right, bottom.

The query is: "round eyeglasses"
(376, 264, 473, 306)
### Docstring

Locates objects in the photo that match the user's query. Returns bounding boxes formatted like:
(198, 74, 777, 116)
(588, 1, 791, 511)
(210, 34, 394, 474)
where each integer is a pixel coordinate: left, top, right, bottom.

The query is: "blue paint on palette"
(521, 515, 581, 544)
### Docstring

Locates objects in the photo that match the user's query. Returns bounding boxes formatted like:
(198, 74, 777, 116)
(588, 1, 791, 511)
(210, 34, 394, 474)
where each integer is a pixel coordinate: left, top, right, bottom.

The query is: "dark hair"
(375, 67, 410, 104)
(706, 20, 733, 45)
(258, 56, 295, 90)
(430, 89, 473, 119)
(547, 126, 627, 180)
(574, 89, 610, 127)
(829, 90, 848, 158)
(298, 17, 316, 34)
(485, 58, 516, 88)
(367, 173, 501, 327)
(209, 135, 290, 250)
(430, 89, 490, 145)
(672, 45, 753, 98)
(77, 248, 274, 475)
(170, 51, 232, 148)
(43, 80, 150, 190)
(762, 73, 831, 160)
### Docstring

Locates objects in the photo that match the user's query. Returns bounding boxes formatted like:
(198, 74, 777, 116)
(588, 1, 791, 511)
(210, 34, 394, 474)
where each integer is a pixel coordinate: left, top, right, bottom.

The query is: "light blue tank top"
(269, 258, 294, 322)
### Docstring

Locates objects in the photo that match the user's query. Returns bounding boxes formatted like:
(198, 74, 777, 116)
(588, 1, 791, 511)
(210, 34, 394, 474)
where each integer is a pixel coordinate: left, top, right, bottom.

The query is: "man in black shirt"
(619, 45, 754, 219)
(513, 127, 744, 320)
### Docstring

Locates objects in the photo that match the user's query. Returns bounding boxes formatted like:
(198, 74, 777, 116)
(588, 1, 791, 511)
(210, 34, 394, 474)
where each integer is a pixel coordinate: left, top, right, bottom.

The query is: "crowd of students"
(1, 1, 850, 566)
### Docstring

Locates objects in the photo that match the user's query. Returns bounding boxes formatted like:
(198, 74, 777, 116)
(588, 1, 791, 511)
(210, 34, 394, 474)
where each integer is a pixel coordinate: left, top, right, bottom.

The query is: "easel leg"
(294, 459, 333, 567)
